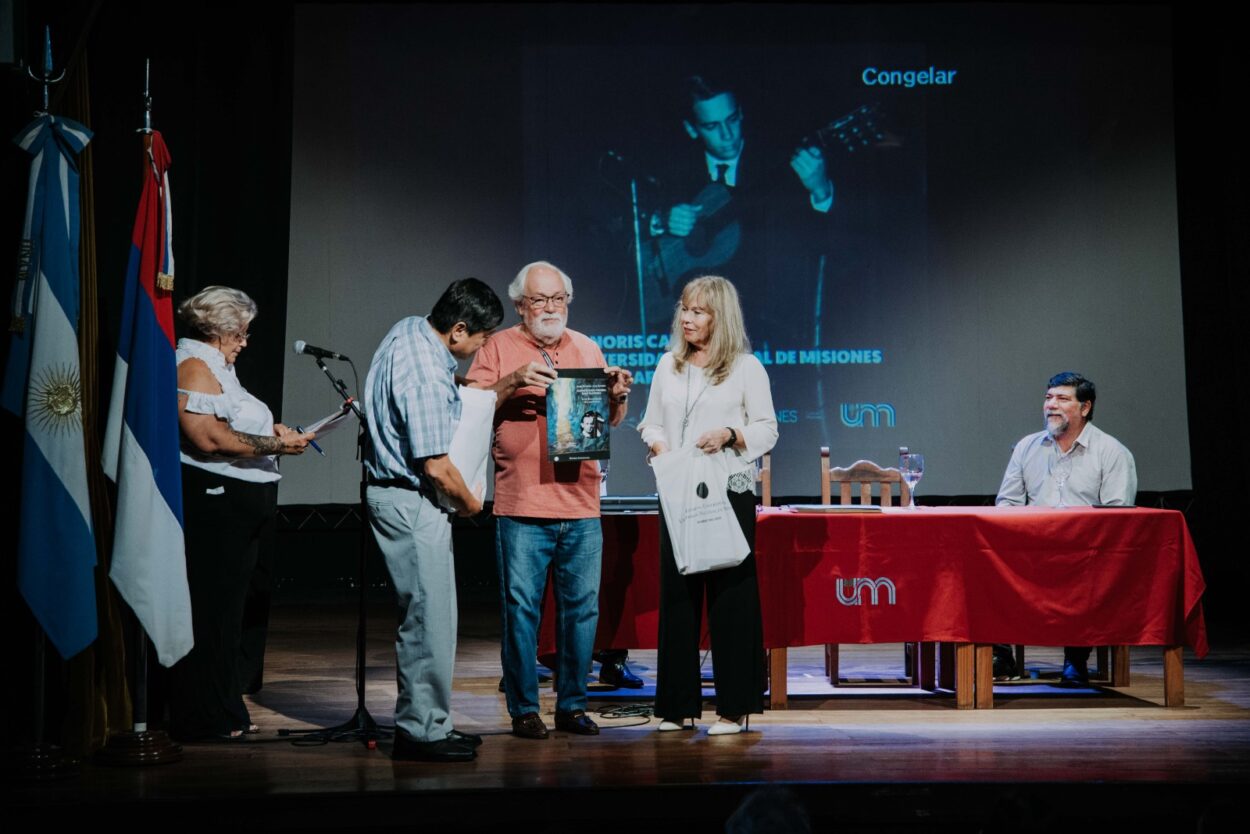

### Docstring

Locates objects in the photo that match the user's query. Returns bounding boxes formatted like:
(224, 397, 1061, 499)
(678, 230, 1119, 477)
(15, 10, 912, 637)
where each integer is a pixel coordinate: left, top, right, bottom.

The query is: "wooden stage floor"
(10, 597, 1249, 831)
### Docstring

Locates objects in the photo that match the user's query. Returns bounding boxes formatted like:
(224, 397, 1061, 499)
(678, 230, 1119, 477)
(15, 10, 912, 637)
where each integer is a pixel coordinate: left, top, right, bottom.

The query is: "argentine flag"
(102, 131, 192, 667)
(2, 115, 98, 659)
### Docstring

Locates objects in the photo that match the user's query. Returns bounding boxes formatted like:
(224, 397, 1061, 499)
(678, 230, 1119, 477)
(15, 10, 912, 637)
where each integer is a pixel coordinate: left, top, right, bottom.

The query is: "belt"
(366, 477, 419, 490)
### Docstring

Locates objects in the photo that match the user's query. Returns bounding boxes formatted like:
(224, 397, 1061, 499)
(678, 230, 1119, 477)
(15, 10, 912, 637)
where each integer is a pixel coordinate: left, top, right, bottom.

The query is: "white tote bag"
(651, 446, 751, 574)
(437, 385, 497, 511)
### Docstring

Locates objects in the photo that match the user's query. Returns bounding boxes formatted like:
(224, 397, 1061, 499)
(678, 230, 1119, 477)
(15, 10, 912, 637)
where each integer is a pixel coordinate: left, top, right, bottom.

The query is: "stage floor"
(11, 598, 1250, 831)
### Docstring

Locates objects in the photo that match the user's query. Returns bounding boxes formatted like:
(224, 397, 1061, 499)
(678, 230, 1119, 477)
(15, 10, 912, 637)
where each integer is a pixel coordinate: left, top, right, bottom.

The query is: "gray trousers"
(366, 485, 457, 742)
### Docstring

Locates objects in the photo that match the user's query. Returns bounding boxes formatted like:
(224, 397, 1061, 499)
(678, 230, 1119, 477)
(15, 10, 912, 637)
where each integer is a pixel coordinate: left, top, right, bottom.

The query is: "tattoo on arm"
(229, 429, 285, 455)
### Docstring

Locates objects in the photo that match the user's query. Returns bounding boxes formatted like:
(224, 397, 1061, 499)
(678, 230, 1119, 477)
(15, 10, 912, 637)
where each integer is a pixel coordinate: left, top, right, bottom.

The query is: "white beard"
(529, 312, 567, 344)
(1045, 415, 1069, 438)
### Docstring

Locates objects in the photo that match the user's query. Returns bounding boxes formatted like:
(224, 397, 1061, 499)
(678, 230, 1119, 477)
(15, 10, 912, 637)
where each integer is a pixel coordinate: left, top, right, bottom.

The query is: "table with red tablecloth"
(756, 505, 1207, 708)
(539, 506, 1207, 709)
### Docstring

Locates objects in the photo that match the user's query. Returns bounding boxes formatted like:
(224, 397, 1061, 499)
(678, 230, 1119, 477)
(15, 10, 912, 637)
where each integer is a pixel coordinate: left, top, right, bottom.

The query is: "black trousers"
(169, 465, 277, 740)
(656, 489, 765, 719)
(238, 518, 276, 695)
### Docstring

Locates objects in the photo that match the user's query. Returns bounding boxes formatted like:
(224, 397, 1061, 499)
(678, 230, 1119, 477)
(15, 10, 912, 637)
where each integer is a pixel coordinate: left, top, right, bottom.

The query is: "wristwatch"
(722, 427, 738, 450)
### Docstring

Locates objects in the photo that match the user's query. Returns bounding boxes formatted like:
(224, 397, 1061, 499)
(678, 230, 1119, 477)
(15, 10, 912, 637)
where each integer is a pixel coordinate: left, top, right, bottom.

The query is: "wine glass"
(899, 453, 924, 509)
(1052, 454, 1072, 508)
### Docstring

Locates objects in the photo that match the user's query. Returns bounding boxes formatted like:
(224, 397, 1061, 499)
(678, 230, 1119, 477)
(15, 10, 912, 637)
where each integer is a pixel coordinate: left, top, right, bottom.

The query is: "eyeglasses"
(524, 293, 569, 310)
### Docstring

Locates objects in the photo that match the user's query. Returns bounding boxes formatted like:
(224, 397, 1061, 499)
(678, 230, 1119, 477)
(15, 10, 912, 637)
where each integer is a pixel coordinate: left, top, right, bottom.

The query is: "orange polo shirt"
(467, 325, 605, 519)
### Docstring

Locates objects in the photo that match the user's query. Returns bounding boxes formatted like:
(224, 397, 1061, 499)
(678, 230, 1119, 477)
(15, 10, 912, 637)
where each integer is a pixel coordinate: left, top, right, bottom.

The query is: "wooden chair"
(759, 453, 788, 706)
(820, 450, 935, 688)
(820, 452, 910, 507)
(757, 451, 772, 508)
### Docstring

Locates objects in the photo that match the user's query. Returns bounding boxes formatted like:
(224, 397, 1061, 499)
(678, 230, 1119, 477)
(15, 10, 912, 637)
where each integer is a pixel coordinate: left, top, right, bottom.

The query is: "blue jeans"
(496, 516, 602, 717)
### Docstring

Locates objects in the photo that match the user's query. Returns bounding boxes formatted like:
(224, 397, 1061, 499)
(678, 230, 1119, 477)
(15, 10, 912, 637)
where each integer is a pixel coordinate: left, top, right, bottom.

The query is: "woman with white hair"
(170, 286, 312, 740)
(638, 275, 778, 736)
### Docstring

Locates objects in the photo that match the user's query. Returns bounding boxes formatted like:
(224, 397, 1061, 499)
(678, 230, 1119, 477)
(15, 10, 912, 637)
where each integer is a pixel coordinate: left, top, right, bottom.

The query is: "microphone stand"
(280, 358, 387, 746)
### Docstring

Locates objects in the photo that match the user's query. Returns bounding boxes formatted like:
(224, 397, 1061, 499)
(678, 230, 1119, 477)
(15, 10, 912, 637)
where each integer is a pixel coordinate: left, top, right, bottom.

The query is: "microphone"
(601, 150, 659, 187)
(293, 340, 350, 361)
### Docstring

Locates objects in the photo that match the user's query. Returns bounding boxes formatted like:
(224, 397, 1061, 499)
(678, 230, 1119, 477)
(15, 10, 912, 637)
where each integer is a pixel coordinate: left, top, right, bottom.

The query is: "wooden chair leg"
(919, 642, 937, 691)
(955, 643, 975, 709)
(1163, 646, 1184, 707)
(939, 643, 956, 691)
(768, 648, 789, 710)
(1111, 645, 1130, 686)
(975, 644, 994, 709)
(825, 644, 839, 685)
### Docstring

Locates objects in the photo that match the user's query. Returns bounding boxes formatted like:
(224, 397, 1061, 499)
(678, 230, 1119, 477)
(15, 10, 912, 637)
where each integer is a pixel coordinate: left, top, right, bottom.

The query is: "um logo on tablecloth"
(836, 577, 897, 606)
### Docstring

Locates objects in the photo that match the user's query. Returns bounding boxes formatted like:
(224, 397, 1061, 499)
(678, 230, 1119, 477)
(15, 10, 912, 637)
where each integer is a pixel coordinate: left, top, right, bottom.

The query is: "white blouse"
(637, 352, 778, 478)
(176, 338, 280, 483)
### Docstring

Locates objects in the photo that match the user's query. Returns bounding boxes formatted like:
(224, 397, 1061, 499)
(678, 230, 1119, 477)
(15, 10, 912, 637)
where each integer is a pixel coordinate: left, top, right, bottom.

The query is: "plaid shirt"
(364, 316, 461, 493)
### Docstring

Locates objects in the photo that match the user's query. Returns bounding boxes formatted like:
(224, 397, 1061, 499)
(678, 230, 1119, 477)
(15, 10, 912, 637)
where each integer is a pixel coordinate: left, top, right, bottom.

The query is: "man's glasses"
(525, 293, 569, 310)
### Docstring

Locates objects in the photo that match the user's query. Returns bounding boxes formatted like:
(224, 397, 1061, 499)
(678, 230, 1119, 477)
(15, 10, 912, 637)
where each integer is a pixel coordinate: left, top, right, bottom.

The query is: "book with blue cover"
(547, 368, 610, 462)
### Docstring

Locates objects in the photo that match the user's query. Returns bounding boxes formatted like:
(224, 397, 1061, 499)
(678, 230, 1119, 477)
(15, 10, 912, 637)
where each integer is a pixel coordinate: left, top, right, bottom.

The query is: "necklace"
(681, 364, 709, 446)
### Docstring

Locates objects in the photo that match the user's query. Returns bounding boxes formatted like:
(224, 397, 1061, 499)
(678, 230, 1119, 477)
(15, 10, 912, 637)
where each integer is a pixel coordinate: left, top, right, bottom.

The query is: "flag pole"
(19, 632, 81, 778)
(9, 25, 82, 782)
(97, 57, 183, 766)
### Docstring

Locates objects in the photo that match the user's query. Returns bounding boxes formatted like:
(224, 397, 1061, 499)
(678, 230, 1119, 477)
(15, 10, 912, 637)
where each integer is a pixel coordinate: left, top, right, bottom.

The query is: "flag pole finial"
(141, 58, 153, 133)
(27, 26, 66, 115)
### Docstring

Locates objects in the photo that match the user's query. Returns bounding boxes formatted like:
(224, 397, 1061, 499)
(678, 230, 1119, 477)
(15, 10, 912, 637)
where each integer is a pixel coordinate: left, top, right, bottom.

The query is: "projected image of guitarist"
(641, 75, 837, 342)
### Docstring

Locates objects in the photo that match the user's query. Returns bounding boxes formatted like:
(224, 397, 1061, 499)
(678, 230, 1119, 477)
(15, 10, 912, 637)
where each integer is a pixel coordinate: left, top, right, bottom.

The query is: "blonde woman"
(638, 275, 778, 735)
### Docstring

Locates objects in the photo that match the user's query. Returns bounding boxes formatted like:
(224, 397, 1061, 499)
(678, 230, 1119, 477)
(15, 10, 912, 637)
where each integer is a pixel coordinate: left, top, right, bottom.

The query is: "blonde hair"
(177, 286, 257, 339)
(669, 275, 750, 385)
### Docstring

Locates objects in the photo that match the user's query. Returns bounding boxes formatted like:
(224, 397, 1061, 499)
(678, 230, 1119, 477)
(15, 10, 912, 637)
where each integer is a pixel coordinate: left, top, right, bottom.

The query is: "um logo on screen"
(840, 403, 895, 428)
(836, 577, 897, 606)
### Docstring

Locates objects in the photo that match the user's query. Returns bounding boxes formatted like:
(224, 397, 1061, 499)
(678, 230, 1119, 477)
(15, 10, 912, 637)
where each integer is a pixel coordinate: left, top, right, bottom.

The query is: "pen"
(295, 425, 325, 456)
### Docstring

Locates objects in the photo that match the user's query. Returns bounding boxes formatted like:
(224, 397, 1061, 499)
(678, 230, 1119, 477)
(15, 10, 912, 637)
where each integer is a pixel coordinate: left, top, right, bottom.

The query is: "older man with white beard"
(468, 262, 633, 739)
(994, 370, 1137, 685)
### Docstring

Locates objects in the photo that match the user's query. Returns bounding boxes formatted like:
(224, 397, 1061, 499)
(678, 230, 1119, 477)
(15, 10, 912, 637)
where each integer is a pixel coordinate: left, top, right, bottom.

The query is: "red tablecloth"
(755, 506, 1208, 655)
(539, 506, 1208, 657)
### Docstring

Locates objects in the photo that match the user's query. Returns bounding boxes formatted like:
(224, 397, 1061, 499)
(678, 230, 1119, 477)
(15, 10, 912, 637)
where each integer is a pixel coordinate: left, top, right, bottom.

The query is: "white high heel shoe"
(707, 715, 749, 736)
(657, 718, 695, 732)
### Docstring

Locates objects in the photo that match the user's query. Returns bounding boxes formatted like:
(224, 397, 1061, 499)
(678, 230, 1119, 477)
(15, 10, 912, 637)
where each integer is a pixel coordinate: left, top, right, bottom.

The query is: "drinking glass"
(899, 453, 924, 510)
(1052, 454, 1072, 508)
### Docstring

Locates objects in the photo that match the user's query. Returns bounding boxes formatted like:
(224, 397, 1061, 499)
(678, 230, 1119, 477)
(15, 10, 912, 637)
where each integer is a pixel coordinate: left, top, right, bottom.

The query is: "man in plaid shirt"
(364, 278, 503, 762)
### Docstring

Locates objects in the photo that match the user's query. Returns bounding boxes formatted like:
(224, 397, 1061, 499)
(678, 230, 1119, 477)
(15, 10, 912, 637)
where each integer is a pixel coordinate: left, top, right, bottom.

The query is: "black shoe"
(554, 710, 600, 735)
(512, 713, 550, 740)
(992, 651, 1019, 681)
(598, 660, 644, 689)
(1058, 660, 1090, 688)
(392, 733, 476, 762)
(447, 729, 482, 748)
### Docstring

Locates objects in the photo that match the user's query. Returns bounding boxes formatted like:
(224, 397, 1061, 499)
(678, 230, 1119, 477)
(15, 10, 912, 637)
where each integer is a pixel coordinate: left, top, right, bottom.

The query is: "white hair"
(507, 261, 574, 303)
(177, 285, 257, 338)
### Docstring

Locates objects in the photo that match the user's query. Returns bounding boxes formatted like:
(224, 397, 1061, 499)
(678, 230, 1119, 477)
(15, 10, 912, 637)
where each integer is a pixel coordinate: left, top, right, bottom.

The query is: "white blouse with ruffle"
(176, 337, 280, 483)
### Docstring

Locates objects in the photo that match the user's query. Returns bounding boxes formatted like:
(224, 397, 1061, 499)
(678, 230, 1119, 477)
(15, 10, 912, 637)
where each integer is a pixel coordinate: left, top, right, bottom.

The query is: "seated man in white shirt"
(995, 371, 1138, 685)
